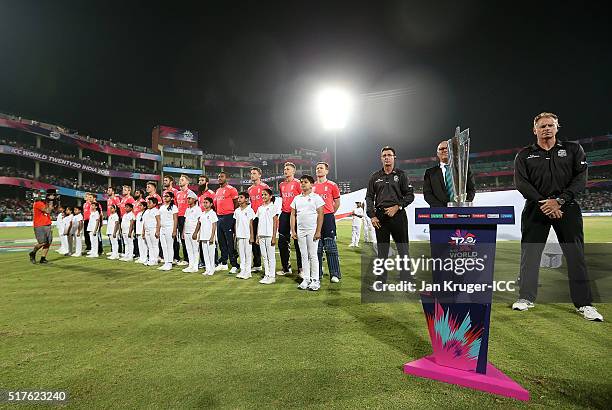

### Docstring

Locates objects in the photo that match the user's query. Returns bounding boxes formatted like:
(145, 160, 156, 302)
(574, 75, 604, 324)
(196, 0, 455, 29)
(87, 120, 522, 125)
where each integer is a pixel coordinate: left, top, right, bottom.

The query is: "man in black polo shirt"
(365, 146, 415, 283)
(513, 112, 602, 321)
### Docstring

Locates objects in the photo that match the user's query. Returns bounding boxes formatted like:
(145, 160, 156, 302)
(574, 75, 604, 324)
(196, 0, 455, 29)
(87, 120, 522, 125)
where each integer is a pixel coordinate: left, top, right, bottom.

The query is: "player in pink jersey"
(175, 174, 193, 266)
(214, 171, 239, 272)
(313, 162, 342, 283)
(145, 181, 162, 206)
(162, 175, 179, 197)
(248, 167, 269, 273)
(277, 162, 303, 276)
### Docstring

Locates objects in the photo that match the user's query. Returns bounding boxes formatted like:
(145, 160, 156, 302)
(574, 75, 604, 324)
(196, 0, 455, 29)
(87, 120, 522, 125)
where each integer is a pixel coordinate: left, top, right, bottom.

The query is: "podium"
(403, 206, 529, 401)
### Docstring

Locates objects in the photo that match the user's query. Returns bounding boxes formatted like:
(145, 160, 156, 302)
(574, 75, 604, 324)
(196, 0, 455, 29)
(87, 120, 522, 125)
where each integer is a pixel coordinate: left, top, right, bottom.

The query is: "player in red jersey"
(313, 162, 342, 282)
(248, 167, 270, 273)
(145, 181, 162, 206)
(163, 175, 179, 197)
(278, 162, 303, 276)
(198, 175, 216, 210)
(214, 171, 239, 272)
(82, 192, 93, 252)
(175, 174, 193, 265)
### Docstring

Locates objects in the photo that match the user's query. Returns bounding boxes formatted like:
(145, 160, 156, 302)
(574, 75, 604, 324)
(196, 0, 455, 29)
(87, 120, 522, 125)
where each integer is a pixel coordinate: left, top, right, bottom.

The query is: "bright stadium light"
(316, 87, 354, 180)
(316, 87, 354, 130)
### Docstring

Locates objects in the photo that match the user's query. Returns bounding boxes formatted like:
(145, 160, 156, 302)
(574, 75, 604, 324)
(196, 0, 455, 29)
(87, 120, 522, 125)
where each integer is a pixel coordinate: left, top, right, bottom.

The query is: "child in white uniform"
(349, 202, 364, 247)
(142, 197, 161, 266)
(135, 201, 148, 264)
(158, 191, 178, 271)
(291, 175, 325, 291)
(256, 188, 279, 284)
(182, 191, 202, 273)
(63, 207, 74, 255)
(106, 204, 120, 259)
(86, 203, 101, 258)
(234, 192, 255, 279)
(195, 196, 218, 276)
(56, 206, 67, 254)
(71, 206, 84, 257)
(120, 203, 136, 261)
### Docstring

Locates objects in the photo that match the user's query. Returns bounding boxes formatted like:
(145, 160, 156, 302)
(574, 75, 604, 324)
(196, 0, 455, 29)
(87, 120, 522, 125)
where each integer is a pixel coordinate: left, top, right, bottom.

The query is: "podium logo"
(449, 229, 476, 245)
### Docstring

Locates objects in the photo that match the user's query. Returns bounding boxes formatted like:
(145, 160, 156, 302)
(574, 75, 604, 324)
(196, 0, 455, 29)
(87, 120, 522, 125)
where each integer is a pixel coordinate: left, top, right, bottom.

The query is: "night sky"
(1, 1, 610, 184)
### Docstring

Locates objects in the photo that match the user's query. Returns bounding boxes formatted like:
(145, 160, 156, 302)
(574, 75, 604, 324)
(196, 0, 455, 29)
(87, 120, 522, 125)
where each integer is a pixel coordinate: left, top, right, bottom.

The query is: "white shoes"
(252, 266, 262, 272)
(71, 253, 81, 257)
(330, 276, 340, 283)
(86, 254, 98, 258)
(215, 264, 228, 272)
(307, 281, 321, 291)
(106, 252, 113, 256)
(182, 266, 197, 273)
(229, 267, 238, 274)
(577, 306, 604, 321)
(158, 264, 173, 271)
(259, 276, 275, 285)
(205, 270, 215, 276)
(276, 269, 291, 276)
(297, 279, 310, 290)
(107, 255, 119, 260)
(177, 260, 188, 266)
(512, 299, 535, 311)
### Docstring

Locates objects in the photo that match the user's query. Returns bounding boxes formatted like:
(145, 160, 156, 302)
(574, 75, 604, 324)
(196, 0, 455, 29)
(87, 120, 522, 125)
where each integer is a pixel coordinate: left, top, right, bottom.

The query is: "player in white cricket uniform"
(234, 192, 255, 279)
(349, 201, 364, 247)
(158, 191, 178, 271)
(256, 188, 280, 284)
(291, 175, 325, 291)
(106, 204, 120, 259)
(195, 196, 218, 276)
(120, 203, 136, 261)
(142, 197, 161, 266)
(182, 190, 202, 273)
(62, 207, 74, 255)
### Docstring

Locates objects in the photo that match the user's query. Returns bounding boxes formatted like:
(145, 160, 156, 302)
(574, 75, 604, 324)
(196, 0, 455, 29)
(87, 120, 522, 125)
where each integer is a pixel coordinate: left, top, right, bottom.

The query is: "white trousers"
(297, 231, 320, 282)
(237, 237, 252, 277)
(144, 230, 159, 264)
(109, 235, 119, 258)
(184, 233, 199, 270)
(364, 218, 376, 243)
(137, 234, 148, 263)
(89, 231, 98, 256)
(200, 240, 216, 273)
(122, 233, 134, 259)
(159, 226, 174, 265)
(258, 237, 276, 278)
(74, 233, 82, 255)
(351, 224, 362, 246)
(59, 234, 69, 253)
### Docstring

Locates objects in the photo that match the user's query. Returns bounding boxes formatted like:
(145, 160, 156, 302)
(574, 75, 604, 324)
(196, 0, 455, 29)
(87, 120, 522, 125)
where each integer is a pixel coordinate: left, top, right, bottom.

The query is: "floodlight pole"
(334, 131, 338, 181)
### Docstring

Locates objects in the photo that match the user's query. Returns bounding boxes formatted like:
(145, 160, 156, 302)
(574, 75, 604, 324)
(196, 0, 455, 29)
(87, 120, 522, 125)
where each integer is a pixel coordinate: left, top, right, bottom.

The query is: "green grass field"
(1, 219, 610, 408)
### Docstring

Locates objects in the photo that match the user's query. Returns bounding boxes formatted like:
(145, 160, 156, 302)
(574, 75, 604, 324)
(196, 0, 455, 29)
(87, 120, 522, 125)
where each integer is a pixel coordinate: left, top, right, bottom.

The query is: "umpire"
(365, 146, 415, 283)
(513, 112, 602, 321)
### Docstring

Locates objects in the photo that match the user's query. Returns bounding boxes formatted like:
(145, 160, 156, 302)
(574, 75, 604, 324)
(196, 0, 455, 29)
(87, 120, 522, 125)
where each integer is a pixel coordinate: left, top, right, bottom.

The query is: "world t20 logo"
(449, 229, 476, 245)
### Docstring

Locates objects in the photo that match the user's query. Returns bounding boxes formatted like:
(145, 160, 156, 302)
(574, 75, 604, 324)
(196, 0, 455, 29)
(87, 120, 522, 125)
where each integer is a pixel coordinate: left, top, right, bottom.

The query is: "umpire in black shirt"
(365, 146, 415, 283)
(513, 112, 602, 321)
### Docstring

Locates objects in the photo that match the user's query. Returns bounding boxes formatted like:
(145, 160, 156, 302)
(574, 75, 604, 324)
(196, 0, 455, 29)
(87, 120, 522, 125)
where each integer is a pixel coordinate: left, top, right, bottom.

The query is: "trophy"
(447, 126, 472, 207)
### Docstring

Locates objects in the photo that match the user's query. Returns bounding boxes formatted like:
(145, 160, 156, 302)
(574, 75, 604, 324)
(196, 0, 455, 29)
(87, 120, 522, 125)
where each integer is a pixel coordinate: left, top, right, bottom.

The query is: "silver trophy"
(447, 126, 472, 207)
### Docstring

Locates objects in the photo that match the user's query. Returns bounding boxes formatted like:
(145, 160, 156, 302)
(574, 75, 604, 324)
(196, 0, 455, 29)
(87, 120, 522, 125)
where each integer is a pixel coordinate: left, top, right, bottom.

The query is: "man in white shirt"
(349, 201, 364, 247)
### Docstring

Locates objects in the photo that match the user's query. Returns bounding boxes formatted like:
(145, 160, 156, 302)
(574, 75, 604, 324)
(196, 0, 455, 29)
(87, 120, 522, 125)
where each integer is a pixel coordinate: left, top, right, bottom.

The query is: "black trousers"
(177, 216, 188, 262)
(374, 208, 410, 282)
(278, 211, 302, 272)
(519, 201, 592, 307)
(251, 217, 262, 268)
(84, 219, 91, 250)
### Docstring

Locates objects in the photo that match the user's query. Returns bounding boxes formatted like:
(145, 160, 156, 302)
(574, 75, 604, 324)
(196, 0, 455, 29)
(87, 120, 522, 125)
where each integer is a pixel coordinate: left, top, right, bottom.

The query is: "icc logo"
(449, 229, 476, 245)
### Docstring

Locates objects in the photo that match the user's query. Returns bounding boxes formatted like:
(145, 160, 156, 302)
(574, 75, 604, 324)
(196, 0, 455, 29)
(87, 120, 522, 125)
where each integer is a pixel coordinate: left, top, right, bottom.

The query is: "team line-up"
(47, 162, 355, 292)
